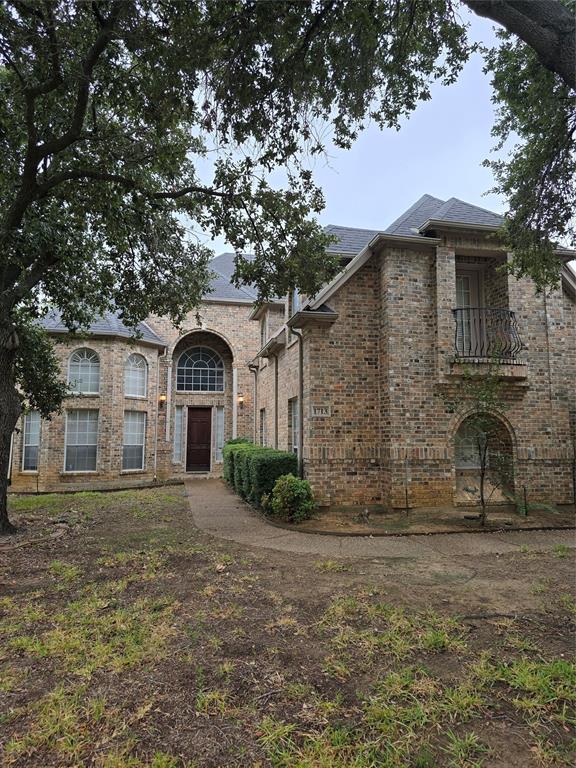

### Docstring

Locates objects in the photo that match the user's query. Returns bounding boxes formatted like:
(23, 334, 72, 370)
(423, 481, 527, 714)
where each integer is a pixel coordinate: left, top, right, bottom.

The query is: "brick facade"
(9, 218, 576, 509)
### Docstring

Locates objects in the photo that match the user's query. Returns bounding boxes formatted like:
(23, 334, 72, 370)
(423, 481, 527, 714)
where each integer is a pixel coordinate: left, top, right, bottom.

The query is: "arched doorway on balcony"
(171, 331, 234, 473)
(454, 412, 515, 505)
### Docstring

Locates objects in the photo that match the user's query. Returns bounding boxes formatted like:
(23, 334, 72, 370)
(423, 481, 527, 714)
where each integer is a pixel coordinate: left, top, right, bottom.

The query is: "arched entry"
(454, 412, 514, 505)
(171, 331, 234, 473)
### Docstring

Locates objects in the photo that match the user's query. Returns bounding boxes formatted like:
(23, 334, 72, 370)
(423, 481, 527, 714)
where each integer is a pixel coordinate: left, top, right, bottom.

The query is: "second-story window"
(124, 353, 148, 397)
(289, 287, 301, 317)
(68, 348, 100, 394)
(260, 316, 268, 349)
(176, 347, 224, 392)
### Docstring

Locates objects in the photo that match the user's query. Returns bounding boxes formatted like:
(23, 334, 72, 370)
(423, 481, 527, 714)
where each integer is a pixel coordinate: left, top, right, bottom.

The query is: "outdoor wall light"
(237, 393, 245, 406)
(158, 394, 167, 409)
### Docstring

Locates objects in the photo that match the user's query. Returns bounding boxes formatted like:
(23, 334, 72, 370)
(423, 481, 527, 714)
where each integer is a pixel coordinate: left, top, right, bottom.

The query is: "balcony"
(451, 308, 527, 379)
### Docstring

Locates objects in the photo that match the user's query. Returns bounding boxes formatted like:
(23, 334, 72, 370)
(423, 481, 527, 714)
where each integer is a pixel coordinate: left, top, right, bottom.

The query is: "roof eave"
(249, 299, 286, 321)
(418, 219, 502, 234)
(258, 327, 287, 357)
(287, 309, 339, 329)
(45, 328, 167, 349)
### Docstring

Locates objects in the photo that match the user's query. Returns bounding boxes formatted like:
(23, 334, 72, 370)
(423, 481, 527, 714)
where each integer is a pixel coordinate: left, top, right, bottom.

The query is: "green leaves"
(484, 28, 576, 289)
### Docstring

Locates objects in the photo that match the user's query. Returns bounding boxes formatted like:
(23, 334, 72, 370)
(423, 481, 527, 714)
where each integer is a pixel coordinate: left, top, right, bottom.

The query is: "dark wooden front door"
(186, 408, 211, 471)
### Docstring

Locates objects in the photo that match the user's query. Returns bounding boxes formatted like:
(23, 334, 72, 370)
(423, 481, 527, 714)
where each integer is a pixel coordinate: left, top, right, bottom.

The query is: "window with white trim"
(260, 316, 268, 349)
(123, 411, 146, 470)
(289, 397, 299, 455)
(22, 411, 41, 471)
(215, 406, 225, 462)
(68, 348, 100, 394)
(173, 405, 184, 463)
(124, 353, 147, 397)
(65, 409, 98, 472)
(176, 347, 224, 392)
(289, 287, 301, 316)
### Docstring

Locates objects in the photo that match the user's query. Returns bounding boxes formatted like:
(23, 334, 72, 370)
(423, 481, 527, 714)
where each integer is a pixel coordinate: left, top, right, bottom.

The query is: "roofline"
(249, 299, 286, 321)
(45, 328, 167, 349)
(287, 308, 339, 329)
(418, 219, 502, 233)
(309, 232, 440, 310)
(202, 296, 256, 306)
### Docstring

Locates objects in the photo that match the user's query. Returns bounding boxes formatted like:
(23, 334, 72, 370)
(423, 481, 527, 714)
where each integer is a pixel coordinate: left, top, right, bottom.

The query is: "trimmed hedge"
(222, 438, 251, 485)
(223, 441, 298, 507)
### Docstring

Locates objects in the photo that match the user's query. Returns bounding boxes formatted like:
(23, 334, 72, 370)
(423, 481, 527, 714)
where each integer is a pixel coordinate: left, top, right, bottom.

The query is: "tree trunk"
(464, 0, 576, 89)
(0, 319, 22, 535)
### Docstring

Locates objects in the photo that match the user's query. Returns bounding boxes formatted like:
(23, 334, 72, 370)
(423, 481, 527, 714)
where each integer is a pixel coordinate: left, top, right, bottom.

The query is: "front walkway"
(185, 478, 575, 559)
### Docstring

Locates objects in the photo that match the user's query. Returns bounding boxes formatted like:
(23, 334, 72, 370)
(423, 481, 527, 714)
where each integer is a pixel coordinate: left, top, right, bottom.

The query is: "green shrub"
(223, 442, 298, 507)
(223, 439, 253, 485)
(267, 474, 316, 523)
(246, 449, 298, 507)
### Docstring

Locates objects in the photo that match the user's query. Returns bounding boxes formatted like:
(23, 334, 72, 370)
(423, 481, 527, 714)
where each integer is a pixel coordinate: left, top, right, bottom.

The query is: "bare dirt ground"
(0, 486, 574, 768)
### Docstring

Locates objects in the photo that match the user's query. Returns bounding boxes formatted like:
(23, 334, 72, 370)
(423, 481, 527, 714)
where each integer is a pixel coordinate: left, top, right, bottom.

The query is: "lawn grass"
(0, 487, 574, 767)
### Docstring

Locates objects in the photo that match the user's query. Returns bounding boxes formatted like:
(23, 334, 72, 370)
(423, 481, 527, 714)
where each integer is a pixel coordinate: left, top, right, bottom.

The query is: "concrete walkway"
(185, 478, 575, 559)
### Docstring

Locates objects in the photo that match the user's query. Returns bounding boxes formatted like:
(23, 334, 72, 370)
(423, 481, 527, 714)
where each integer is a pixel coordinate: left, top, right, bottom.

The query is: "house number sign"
(311, 405, 331, 417)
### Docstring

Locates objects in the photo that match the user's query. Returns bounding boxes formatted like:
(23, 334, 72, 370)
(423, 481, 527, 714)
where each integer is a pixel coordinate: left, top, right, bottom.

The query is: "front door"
(186, 408, 211, 471)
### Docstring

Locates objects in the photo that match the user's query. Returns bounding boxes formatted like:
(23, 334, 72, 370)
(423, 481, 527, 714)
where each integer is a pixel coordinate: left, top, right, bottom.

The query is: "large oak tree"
(1, 0, 574, 532)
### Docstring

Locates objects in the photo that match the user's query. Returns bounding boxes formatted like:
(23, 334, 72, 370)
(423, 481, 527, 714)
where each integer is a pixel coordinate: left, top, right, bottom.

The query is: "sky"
(205, 11, 575, 273)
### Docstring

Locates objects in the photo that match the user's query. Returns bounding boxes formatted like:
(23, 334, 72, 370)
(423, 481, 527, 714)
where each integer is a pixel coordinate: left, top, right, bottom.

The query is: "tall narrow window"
(68, 348, 100, 394)
(260, 316, 268, 348)
(123, 411, 146, 471)
(259, 408, 266, 446)
(124, 354, 147, 397)
(215, 406, 225, 462)
(22, 411, 41, 471)
(65, 410, 98, 472)
(290, 287, 301, 316)
(173, 406, 184, 463)
(176, 347, 224, 392)
(289, 398, 299, 455)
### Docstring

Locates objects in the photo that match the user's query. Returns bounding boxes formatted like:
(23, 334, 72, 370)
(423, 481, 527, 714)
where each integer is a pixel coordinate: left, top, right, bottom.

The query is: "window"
(123, 411, 146, 470)
(68, 348, 100, 394)
(289, 398, 299, 455)
(259, 408, 267, 446)
(65, 410, 98, 472)
(289, 287, 301, 317)
(173, 405, 184, 463)
(124, 354, 147, 397)
(260, 316, 268, 349)
(215, 406, 225, 462)
(22, 411, 41, 471)
(176, 347, 224, 392)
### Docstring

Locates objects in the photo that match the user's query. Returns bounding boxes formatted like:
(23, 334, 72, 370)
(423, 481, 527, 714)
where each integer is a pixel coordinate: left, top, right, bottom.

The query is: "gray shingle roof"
(426, 197, 504, 229)
(206, 252, 257, 302)
(324, 224, 379, 255)
(384, 194, 445, 236)
(41, 309, 166, 347)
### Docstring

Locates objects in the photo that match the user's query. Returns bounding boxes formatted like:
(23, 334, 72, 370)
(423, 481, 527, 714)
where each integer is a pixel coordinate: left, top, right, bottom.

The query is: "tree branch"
(463, 0, 575, 89)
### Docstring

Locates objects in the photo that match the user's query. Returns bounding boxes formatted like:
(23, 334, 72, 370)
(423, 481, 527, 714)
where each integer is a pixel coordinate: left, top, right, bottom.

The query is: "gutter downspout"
(153, 347, 167, 482)
(290, 328, 304, 478)
(248, 362, 259, 444)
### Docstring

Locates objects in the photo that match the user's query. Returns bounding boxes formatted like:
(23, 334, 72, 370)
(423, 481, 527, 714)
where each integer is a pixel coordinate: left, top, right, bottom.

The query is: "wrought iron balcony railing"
(452, 307, 524, 359)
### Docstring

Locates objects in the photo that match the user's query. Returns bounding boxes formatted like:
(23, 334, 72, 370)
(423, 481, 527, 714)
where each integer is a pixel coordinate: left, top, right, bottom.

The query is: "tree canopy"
(0, 0, 574, 532)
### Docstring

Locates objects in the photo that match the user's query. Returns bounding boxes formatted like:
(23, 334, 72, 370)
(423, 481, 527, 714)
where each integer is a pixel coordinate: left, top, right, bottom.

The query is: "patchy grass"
(1, 487, 574, 767)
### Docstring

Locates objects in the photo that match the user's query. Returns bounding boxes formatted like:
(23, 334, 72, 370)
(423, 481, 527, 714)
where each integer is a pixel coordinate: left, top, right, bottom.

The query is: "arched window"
(124, 353, 148, 397)
(176, 347, 224, 392)
(68, 348, 100, 394)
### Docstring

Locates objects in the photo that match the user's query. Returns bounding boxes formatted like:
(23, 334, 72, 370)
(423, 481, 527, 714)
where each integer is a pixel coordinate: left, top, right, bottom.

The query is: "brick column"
(435, 246, 456, 380)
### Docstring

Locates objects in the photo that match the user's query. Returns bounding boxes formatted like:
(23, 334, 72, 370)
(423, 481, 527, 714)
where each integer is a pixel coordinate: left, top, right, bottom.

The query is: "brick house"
(9, 195, 576, 508)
